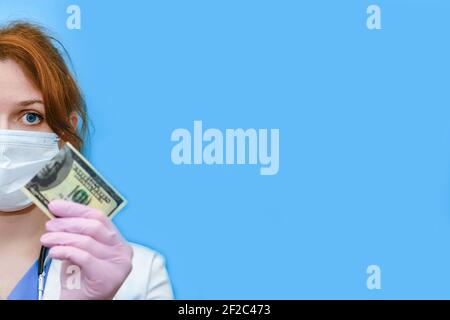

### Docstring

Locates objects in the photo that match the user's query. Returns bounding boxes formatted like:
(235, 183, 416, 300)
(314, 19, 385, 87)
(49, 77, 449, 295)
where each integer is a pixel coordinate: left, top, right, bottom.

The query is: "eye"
(21, 112, 44, 125)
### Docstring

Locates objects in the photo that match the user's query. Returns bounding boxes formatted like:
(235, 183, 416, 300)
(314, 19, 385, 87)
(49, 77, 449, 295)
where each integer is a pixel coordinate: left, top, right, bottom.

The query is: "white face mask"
(0, 130, 60, 212)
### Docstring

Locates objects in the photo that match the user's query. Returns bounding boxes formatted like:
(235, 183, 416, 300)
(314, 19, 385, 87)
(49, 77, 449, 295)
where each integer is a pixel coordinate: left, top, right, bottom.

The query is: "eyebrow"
(16, 99, 44, 107)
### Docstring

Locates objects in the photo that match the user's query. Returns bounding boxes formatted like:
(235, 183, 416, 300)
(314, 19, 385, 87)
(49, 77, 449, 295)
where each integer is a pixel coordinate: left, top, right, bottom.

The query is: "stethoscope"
(37, 246, 50, 300)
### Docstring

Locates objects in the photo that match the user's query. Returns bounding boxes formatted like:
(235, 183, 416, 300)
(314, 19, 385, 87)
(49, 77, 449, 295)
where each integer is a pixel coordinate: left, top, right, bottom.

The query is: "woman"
(0, 22, 173, 300)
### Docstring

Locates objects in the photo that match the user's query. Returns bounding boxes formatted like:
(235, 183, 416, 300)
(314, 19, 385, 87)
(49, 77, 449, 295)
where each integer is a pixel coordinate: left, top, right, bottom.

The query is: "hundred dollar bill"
(21, 142, 127, 219)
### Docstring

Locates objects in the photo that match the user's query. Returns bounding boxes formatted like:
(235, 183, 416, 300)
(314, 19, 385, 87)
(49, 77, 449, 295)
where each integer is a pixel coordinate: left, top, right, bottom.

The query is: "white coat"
(42, 243, 174, 300)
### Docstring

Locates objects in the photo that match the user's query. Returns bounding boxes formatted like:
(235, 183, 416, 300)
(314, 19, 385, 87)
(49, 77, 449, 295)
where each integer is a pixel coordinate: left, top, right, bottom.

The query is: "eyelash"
(20, 111, 44, 126)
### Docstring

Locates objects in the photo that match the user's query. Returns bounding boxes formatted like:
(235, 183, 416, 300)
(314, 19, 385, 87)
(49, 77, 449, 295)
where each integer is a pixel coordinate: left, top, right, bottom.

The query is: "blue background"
(1, 0, 450, 299)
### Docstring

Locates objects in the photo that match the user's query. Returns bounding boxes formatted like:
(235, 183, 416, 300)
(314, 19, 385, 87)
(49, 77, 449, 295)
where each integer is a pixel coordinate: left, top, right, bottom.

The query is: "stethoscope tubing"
(38, 246, 49, 300)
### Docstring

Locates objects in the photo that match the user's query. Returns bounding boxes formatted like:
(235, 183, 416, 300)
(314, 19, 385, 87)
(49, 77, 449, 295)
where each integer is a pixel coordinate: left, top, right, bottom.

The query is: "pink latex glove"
(40, 200, 133, 300)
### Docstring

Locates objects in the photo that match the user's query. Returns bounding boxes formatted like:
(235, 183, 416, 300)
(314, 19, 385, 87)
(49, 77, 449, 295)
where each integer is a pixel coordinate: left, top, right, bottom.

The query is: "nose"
(0, 114, 10, 130)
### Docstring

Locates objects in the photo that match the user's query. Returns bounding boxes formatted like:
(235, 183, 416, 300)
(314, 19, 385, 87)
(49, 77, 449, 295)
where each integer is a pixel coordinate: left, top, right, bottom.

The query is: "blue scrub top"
(7, 259, 51, 300)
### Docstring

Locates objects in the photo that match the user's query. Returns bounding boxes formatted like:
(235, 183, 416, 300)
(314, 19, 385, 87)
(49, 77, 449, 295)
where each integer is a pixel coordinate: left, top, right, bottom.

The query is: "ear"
(69, 111, 79, 130)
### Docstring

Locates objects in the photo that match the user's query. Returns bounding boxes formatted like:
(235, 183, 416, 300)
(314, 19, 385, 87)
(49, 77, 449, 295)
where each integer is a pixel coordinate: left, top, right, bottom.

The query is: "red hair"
(0, 21, 88, 150)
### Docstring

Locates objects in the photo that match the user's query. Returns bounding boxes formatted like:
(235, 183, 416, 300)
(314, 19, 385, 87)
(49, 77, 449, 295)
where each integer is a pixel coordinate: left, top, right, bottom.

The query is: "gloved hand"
(40, 200, 133, 300)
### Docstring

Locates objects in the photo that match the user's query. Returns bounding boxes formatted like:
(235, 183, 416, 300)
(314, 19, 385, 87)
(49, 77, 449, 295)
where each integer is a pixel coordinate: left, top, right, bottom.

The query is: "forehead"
(0, 59, 42, 105)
